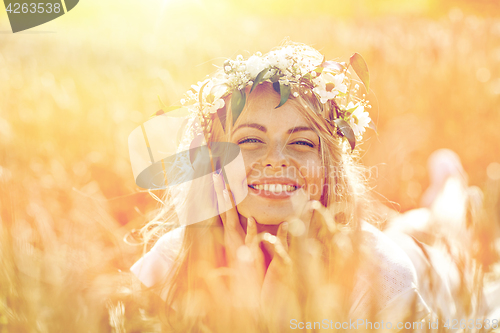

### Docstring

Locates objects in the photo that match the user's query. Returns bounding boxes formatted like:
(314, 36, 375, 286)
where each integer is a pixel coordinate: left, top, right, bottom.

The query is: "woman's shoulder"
(349, 221, 430, 321)
(359, 221, 418, 281)
(149, 225, 186, 261)
(130, 226, 185, 292)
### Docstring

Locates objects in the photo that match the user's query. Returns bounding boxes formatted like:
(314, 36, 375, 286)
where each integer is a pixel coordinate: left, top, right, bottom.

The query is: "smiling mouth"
(248, 184, 299, 193)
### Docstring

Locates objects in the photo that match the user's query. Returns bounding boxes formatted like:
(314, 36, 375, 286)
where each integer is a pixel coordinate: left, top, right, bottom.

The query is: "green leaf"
(349, 53, 370, 92)
(150, 106, 182, 118)
(368, 119, 377, 133)
(275, 83, 291, 109)
(270, 73, 280, 83)
(151, 109, 164, 118)
(334, 118, 356, 151)
(198, 80, 210, 106)
(250, 68, 269, 93)
(231, 89, 246, 125)
(157, 95, 167, 109)
(302, 73, 313, 80)
(345, 105, 358, 114)
(314, 66, 324, 74)
(272, 81, 280, 93)
(164, 105, 183, 112)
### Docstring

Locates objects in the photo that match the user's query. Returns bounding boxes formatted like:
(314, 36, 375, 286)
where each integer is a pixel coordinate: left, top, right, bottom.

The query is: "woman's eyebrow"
(233, 123, 267, 133)
(232, 124, 315, 134)
(287, 126, 315, 134)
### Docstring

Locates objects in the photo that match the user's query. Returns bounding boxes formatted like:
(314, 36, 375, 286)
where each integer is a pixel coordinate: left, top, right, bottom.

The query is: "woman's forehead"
(234, 106, 311, 135)
(229, 83, 317, 134)
(238, 93, 307, 122)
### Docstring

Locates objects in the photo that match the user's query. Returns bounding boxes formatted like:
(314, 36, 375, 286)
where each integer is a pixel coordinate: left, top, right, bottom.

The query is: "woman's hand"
(212, 172, 258, 264)
(259, 222, 297, 319)
(258, 199, 320, 325)
(212, 172, 266, 308)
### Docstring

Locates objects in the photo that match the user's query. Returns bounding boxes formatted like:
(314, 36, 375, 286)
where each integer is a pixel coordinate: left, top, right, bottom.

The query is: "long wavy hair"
(138, 43, 377, 331)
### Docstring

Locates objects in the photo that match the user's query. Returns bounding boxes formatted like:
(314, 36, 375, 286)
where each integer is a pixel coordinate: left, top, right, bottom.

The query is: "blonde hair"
(137, 43, 376, 330)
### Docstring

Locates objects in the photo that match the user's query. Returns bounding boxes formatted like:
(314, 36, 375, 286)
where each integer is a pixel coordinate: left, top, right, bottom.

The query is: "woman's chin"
(240, 210, 294, 225)
(237, 196, 299, 225)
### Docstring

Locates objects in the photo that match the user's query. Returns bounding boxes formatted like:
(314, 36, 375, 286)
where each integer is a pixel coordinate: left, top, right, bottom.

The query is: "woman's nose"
(262, 143, 289, 169)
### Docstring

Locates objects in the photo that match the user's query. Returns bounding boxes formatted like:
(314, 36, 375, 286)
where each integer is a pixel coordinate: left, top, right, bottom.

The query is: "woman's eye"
(292, 141, 314, 148)
(238, 138, 262, 144)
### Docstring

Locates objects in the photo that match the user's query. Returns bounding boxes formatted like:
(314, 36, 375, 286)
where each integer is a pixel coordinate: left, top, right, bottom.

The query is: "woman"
(129, 42, 429, 332)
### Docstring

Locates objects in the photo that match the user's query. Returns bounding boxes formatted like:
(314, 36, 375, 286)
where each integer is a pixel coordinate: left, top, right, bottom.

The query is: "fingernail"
(222, 189, 229, 201)
(282, 222, 289, 232)
(263, 233, 276, 244)
(311, 201, 322, 210)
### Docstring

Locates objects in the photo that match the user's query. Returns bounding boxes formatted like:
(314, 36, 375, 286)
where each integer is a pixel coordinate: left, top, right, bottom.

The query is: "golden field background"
(1, 0, 500, 331)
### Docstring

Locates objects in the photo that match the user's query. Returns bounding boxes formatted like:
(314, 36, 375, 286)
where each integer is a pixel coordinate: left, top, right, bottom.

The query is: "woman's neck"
(238, 215, 280, 236)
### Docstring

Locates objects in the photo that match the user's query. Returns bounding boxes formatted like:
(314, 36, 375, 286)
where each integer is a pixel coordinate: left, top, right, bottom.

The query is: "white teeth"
(250, 184, 297, 193)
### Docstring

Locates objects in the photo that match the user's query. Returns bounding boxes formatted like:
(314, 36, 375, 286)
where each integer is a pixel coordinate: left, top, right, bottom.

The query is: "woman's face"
(230, 87, 324, 225)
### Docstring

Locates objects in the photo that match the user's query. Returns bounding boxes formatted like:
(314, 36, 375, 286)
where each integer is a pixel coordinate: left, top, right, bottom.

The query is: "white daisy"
(347, 102, 371, 137)
(246, 55, 268, 78)
(312, 72, 347, 103)
(205, 98, 225, 114)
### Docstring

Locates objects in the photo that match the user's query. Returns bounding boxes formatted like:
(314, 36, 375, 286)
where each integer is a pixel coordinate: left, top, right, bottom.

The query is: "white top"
(130, 226, 186, 301)
(130, 222, 430, 325)
(349, 222, 430, 325)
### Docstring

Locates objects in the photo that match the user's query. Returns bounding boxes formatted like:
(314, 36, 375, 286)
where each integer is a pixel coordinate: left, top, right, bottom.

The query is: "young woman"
(129, 42, 430, 332)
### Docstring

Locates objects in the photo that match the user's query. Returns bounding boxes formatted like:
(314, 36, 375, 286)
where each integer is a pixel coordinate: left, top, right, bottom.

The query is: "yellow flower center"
(352, 115, 358, 125)
(206, 94, 215, 104)
(325, 82, 336, 92)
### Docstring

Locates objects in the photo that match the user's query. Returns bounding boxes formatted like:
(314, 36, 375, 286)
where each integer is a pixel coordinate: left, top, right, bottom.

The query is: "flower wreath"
(158, 44, 376, 152)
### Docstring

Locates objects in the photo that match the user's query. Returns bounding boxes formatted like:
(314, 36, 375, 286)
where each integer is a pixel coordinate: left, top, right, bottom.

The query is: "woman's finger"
(261, 232, 292, 267)
(213, 172, 227, 222)
(245, 217, 266, 283)
(216, 173, 247, 270)
(276, 221, 289, 252)
(274, 225, 291, 265)
(310, 200, 337, 234)
(214, 172, 243, 234)
(222, 188, 240, 231)
(245, 216, 258, 245)
(286, 217, 308, 266)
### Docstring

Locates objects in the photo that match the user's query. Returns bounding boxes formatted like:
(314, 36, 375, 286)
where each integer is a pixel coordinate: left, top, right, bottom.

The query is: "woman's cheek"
(241, 150, 264, 173)
(299, 158, 324, 199)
